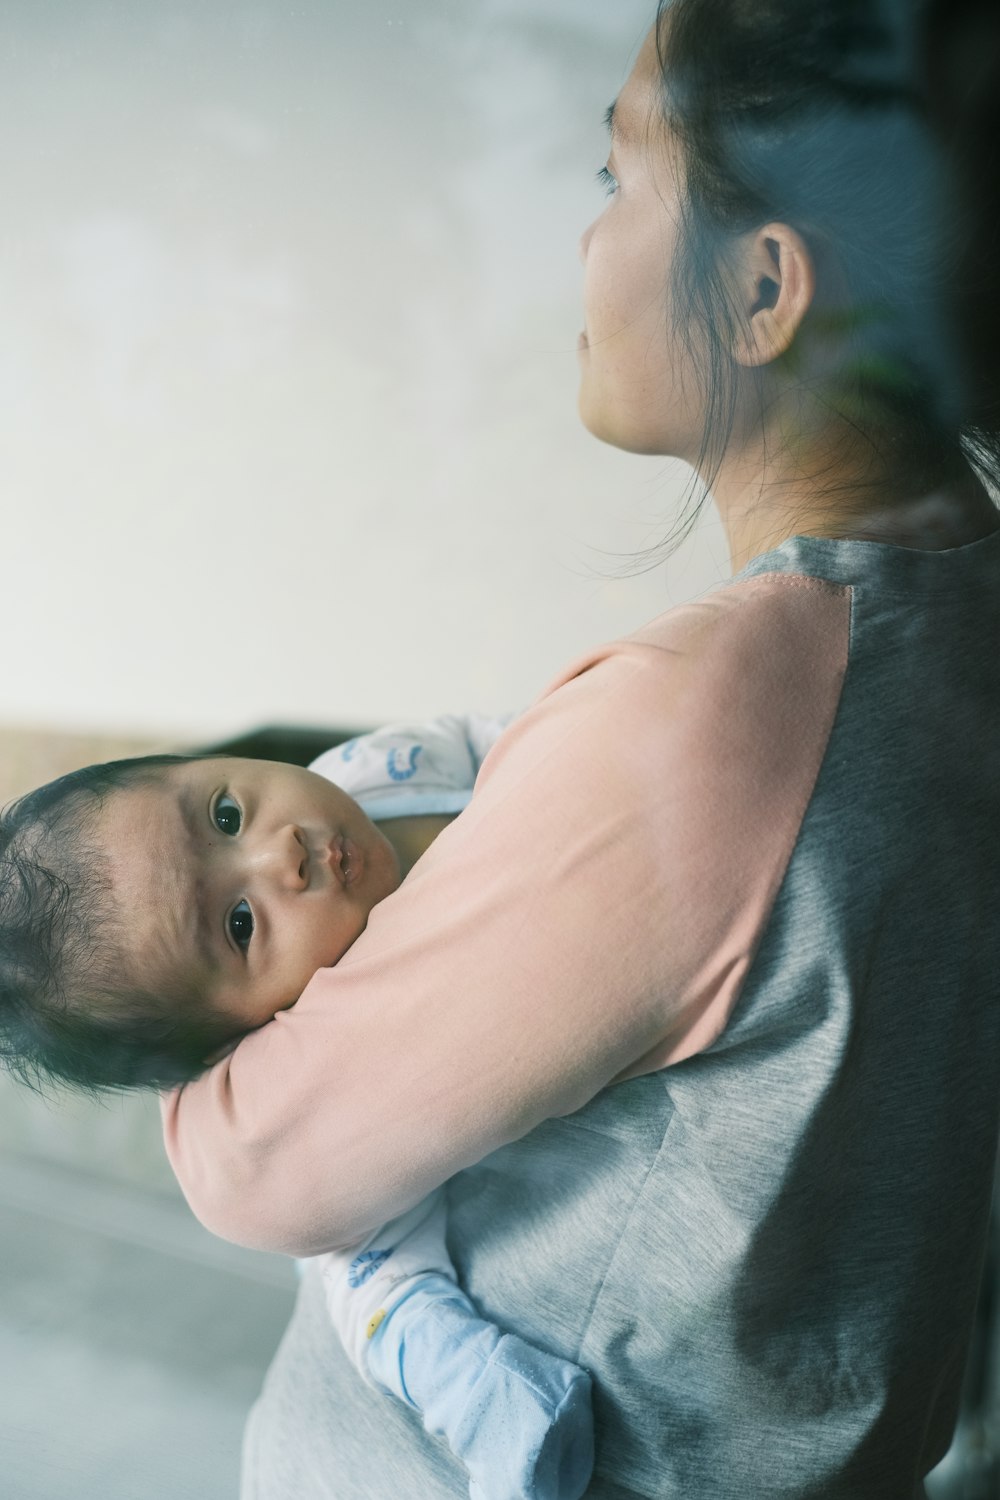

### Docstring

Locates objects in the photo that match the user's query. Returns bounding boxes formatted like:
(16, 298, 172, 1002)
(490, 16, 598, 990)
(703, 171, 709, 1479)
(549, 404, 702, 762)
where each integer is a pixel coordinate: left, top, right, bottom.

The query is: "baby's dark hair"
(0, 754, 243, 1098)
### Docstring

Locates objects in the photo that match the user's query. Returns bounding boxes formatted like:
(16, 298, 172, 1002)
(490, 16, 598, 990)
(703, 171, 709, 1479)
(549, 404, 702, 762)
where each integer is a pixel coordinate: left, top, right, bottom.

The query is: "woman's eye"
(213, 793, 242, 837)
(596, 165, 619, 198)
(228, 900, 254, 952)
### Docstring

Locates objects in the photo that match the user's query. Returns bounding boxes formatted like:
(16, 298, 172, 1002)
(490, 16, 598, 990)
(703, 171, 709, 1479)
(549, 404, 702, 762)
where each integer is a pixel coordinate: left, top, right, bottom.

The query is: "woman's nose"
(578, 219, 595, 266)
(251, 825, 309, 890)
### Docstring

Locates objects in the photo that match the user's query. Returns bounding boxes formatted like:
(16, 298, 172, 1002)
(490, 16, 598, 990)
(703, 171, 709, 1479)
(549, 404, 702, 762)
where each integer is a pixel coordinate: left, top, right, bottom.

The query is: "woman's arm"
(161, 579, 848, 1256)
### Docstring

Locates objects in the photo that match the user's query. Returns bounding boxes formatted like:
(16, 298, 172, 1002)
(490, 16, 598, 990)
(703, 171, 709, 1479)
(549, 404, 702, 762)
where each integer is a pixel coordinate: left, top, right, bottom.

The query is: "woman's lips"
(578, 330, 589, 351)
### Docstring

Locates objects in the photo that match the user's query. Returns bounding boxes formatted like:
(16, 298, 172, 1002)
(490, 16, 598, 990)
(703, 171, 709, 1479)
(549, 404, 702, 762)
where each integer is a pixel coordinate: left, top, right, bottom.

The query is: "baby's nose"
(257, 825, 309, 889)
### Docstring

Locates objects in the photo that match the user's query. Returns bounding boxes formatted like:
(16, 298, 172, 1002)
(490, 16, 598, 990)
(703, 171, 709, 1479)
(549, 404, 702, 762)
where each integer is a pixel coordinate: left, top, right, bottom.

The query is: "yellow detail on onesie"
(366, 1308, 387, 1339)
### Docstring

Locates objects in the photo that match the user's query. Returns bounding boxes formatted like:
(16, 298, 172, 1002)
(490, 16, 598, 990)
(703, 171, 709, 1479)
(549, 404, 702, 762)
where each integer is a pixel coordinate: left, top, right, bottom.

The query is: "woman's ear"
(731, 222, 816, 368)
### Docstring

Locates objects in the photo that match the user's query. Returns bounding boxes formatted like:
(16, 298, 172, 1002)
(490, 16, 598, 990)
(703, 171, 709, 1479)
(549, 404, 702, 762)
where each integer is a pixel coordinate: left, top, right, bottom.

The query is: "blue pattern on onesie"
(386, 745, 422, 782)
(348, 1249, 392, 1288)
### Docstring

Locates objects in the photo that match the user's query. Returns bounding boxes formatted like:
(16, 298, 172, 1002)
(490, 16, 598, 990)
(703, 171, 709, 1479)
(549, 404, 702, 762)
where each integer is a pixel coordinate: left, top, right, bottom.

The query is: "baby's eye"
(213, 793, 242, 837)
(596, 164, 619, 198)
(228, 900, 254, 952)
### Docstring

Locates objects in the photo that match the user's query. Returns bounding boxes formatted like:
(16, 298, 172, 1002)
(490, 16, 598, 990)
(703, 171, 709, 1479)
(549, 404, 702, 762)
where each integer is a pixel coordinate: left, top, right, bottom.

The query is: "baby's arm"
(316, 1189, 458, 1385)
(314, 1186, 593, 1500)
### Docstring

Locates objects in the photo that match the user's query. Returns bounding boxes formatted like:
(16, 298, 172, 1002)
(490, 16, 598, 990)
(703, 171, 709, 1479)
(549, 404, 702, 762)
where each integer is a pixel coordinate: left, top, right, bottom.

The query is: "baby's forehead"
(91, 776, 208, 978)
(91, 769, 180, 848)
(95, 755, 240, 830)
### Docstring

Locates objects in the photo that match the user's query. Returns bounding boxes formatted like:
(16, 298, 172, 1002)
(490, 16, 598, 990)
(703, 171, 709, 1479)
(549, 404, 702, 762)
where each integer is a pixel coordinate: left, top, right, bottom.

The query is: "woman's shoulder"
(628, 570, 851, 670)
(533, 571, 852, 748)
(464, 571, 853, 904)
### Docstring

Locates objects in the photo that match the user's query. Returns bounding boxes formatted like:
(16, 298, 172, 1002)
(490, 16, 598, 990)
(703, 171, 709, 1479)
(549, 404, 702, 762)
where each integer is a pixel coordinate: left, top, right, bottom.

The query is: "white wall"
(0, 0, 730, 742)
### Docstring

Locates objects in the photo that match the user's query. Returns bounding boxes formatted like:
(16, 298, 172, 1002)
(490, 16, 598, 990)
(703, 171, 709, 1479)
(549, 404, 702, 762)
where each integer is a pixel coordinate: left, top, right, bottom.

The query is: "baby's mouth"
(330, 833, 364, 887)
(341, 836, 364, 886)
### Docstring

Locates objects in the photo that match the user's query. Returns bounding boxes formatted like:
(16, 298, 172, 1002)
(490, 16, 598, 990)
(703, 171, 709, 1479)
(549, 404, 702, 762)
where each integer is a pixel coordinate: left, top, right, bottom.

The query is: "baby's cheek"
(312, 906, 366, 973)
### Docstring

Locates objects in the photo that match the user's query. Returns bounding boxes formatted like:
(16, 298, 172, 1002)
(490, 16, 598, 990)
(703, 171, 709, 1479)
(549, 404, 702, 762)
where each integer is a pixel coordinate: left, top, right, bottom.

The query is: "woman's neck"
(710, 407, 1000, 573)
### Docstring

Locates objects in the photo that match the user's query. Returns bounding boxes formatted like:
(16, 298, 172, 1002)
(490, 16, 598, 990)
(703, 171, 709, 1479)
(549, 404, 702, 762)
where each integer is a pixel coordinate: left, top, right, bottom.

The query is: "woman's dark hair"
(0, 755, 243, 1098)
(614, 0, 1000, 571)
(922, 0, 1000, 428)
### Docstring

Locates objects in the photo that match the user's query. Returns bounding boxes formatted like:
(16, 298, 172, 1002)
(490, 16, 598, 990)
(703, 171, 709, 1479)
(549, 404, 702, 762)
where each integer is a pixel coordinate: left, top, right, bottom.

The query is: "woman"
(162, 3, 1000, 1495)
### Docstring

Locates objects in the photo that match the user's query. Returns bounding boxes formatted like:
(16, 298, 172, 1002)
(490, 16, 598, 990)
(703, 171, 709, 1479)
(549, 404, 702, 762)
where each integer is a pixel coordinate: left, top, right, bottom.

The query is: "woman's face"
(577, 26, 706, 458)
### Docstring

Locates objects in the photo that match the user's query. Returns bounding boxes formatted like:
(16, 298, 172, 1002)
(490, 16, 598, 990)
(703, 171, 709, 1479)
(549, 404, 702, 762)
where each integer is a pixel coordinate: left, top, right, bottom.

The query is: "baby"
(0, 714, 594, 1500)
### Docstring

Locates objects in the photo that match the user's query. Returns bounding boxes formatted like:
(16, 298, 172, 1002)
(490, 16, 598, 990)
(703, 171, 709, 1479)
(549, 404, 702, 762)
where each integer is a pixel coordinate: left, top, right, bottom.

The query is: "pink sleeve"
(161, 575, 849, 1256)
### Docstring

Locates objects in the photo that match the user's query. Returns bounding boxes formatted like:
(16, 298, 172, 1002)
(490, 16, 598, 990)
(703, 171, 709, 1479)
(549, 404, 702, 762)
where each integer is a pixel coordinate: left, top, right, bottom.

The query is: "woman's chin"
(577, 386, 623, 448)
(577, 389, 673, 457)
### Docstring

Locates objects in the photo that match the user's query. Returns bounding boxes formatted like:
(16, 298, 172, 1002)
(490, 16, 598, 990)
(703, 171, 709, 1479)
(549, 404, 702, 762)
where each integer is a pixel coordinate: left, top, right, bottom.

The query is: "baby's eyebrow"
(177, 784, 223, 973)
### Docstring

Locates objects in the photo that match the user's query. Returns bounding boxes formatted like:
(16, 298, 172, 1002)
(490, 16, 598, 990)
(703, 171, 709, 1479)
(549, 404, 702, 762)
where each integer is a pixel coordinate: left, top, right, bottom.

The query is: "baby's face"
(92, 757, 401, 1031)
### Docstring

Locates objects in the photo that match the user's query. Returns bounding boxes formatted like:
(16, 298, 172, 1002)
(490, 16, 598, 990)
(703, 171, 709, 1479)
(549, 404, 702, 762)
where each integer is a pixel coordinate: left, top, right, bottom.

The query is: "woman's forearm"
(161, 581, 845, 1256)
